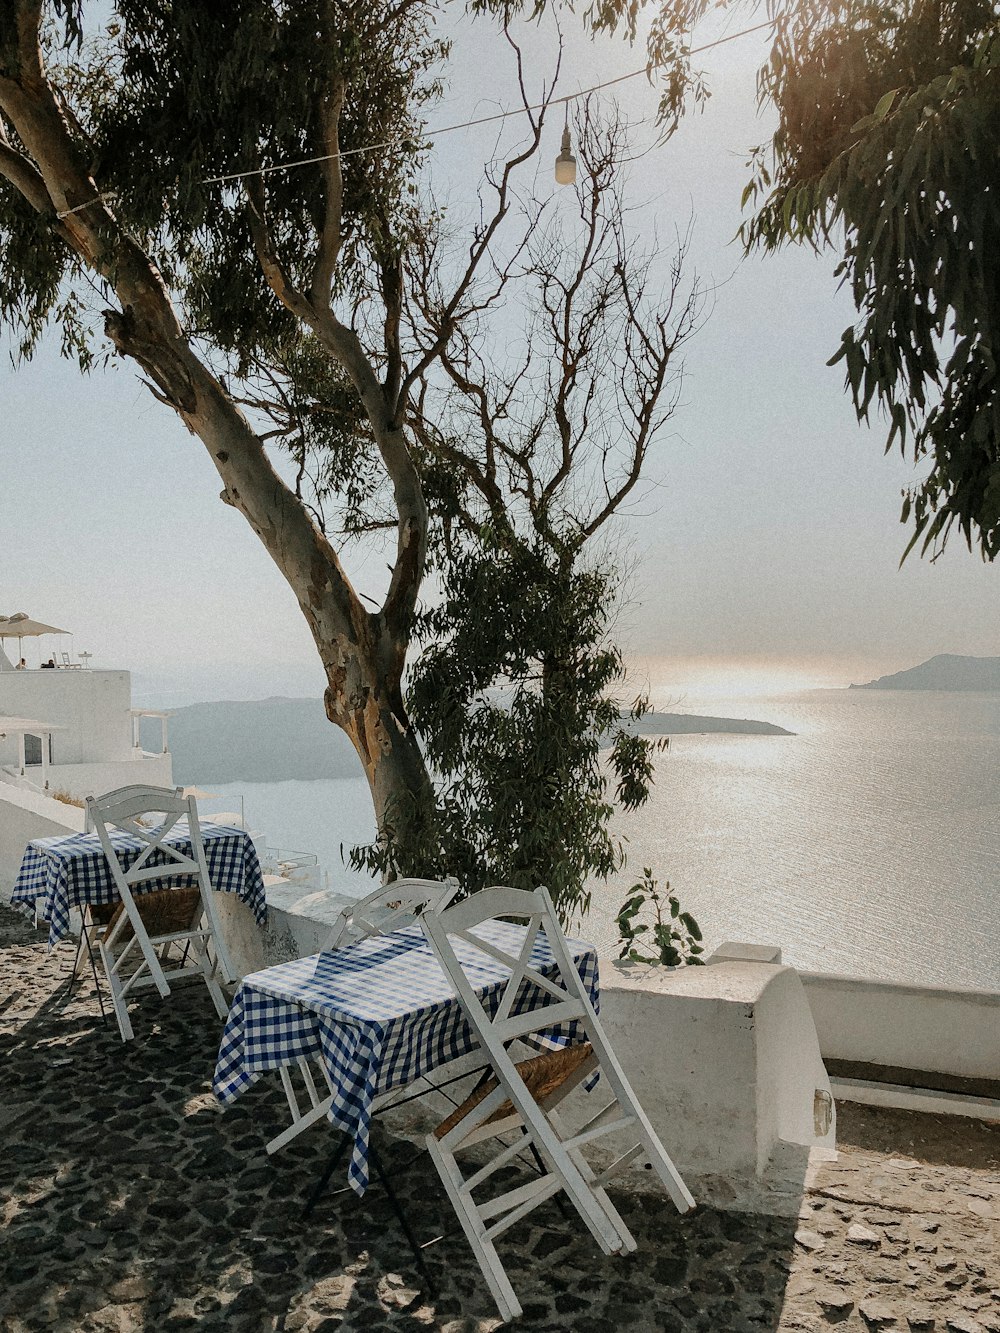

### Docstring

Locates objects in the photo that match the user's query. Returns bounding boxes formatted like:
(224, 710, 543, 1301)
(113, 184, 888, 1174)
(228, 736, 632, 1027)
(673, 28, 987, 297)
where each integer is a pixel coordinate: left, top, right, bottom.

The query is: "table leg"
(368, 1141, 436, 1291)
(302, 1133, 353, 1219)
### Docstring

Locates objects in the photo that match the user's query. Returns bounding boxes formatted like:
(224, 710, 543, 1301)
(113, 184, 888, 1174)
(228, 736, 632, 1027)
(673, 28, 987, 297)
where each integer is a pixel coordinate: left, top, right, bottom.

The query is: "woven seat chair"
(85, 785, 235, 1042)
(434, 1041, 595, 1139)
(420, 885, 696, 1323)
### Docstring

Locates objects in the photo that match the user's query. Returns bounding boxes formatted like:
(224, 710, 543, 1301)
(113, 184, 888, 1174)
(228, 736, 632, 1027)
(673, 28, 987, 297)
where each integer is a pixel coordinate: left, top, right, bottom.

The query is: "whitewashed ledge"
(214, 882, 838, 1214)
(214, 880, 358, 977)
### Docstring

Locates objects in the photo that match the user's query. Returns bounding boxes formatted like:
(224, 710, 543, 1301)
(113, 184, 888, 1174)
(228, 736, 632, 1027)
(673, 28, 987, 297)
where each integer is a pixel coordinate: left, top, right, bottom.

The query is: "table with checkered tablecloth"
(213, 920, 599, 1194)
(11, 821, 267, 947)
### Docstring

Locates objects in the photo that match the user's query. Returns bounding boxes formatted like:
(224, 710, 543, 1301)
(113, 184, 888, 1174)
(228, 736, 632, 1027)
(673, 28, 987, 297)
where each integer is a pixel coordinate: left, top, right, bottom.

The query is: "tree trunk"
(118, 309, 435, 866)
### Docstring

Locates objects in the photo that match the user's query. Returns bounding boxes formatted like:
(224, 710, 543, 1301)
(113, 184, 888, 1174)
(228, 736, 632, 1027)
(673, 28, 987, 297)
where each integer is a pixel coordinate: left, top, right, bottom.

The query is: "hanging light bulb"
(554, 106, 576, 186)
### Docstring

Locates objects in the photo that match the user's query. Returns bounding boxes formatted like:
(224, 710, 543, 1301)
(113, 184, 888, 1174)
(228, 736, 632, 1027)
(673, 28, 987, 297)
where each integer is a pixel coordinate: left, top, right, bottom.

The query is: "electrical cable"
(201, 18, 777, 187)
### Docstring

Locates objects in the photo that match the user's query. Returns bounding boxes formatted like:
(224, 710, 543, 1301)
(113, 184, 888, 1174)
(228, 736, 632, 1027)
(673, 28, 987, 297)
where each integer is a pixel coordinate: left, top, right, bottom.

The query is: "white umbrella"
(0, 613, 70, 664)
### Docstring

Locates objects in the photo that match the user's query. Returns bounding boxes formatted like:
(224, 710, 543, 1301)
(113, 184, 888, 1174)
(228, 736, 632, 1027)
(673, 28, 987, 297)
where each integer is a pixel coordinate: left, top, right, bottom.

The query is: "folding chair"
(85, 784, 236, 1042)
(268, 875, 462, 1156)
(420, 885, 696, 1323)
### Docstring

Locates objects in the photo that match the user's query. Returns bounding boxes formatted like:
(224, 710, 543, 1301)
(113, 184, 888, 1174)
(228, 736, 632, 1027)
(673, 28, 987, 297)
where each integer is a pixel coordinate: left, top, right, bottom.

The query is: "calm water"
(208, 688, 1000, 990)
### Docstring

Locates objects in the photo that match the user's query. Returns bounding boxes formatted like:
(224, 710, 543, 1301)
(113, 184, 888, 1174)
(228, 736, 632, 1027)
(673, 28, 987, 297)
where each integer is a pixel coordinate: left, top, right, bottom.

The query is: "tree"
(0, 0, 546, 861)
(514, 0, 1000, 560)
(0, 5, 703, 915)
(394, 104, 703, 919)
(743, 0, 1000, 562)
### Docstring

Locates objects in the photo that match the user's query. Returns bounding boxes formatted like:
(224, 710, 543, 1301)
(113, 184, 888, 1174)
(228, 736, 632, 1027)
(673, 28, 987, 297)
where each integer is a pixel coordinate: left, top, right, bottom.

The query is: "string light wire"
(201, 18, 777, 187)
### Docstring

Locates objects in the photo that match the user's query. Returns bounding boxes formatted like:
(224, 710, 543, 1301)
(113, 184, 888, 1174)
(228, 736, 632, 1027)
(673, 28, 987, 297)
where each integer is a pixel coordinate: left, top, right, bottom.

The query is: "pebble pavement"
(1, 903, 998, 1332)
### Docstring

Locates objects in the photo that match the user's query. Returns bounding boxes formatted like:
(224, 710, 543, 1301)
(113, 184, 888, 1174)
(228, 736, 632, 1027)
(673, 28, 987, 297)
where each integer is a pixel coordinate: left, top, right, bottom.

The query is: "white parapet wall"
(41, 754, 173, 802)
(597, 959, 836, 1195)
(0, 784, 83, 900)
(0, 670, 137, 767)
(213, 881, 359, 979)
(800, 969, 1000, 1082)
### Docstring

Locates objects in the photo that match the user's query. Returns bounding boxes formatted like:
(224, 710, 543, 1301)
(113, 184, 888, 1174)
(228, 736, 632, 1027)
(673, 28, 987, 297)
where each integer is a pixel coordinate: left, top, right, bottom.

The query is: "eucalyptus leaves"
(616, 868, 704, 968)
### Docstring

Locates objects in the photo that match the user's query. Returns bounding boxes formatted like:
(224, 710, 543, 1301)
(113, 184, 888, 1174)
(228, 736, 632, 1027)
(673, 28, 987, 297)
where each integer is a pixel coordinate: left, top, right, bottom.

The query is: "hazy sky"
(1, 5, 996, 706)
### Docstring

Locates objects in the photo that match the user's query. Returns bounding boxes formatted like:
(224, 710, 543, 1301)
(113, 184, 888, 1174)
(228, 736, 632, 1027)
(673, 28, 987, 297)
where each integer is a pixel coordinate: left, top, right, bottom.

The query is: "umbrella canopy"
(0, 613, 69, 638)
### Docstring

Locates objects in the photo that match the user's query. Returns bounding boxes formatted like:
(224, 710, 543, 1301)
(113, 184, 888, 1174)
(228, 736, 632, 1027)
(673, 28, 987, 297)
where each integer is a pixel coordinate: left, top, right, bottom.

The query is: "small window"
(23, 734, 53, 767)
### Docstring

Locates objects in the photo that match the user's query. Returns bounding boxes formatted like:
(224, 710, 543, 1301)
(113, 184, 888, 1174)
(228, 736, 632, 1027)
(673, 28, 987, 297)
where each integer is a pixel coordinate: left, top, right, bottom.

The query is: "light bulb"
(554, 125, 576, 186)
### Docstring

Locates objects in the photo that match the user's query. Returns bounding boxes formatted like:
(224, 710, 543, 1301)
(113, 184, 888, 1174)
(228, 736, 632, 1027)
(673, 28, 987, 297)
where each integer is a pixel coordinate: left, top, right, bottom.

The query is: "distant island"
(617, 712, 793, 738)
(165, 697, 359, 785)
(851, 654, 1000, 692)
(162, 695, 793, 785)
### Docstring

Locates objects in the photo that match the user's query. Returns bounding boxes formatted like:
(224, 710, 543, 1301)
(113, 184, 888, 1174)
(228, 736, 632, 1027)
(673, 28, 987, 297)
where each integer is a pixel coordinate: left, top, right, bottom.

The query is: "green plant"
(616, 868, 704, 967)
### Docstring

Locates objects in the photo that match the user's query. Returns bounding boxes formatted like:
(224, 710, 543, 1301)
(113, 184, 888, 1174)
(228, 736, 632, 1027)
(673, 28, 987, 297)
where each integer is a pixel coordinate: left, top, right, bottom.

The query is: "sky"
(1, 5, 997, 707)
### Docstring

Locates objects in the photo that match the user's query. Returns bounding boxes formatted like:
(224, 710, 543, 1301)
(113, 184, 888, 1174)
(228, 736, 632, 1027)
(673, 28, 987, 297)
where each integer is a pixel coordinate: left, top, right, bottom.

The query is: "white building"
(0, 666, 172, 895)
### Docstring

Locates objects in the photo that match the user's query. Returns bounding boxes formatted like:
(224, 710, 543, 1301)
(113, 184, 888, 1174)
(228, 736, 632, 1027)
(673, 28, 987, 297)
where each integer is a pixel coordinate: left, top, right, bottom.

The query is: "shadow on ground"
(0, 904, 800, 1332)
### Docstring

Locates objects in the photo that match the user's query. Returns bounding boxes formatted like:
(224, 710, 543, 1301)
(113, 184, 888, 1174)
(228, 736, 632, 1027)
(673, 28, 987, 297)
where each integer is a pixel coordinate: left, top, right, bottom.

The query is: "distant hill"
(617, 712, 792, 737)
(163, 695, 793, 784)
(851, 654, 1000, 692)
(165, 697, 359, 784)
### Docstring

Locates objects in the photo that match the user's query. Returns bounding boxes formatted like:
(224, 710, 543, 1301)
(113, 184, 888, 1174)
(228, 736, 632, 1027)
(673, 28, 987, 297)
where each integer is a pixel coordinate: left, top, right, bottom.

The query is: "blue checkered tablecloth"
(213, 920, 599, 1195)
(11, 821, 267, 948)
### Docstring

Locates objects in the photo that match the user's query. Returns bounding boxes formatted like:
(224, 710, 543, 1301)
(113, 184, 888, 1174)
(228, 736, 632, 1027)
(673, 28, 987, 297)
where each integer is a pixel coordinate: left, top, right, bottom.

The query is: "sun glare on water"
(635, 656, 853, 701)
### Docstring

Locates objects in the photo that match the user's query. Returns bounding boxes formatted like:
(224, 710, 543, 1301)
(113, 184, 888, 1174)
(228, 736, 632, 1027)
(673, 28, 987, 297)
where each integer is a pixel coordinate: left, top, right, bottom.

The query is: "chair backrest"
(85, 784, 209, 897)
(419, 885, 592, 1051)
(84, 783, 184, 834)
(322, 875, 461, 951)
(61, 652, 71, 665)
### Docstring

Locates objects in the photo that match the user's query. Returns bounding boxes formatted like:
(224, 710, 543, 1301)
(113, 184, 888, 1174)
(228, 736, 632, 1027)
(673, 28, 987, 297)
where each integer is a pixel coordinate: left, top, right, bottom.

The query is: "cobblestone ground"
(2, 903, 999, 1333)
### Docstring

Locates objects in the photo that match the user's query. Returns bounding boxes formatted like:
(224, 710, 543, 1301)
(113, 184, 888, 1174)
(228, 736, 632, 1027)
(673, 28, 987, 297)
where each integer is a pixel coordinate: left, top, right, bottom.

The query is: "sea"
(206, 686, 1000, 992)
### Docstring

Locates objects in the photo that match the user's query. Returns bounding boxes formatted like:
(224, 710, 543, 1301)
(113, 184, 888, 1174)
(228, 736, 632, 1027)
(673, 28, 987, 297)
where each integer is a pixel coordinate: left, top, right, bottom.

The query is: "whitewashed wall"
(801, 970, 1000, 1081)
(0, 785, 82, 899)
(0, 670, 135, 767)
(42, 754, 173, 801)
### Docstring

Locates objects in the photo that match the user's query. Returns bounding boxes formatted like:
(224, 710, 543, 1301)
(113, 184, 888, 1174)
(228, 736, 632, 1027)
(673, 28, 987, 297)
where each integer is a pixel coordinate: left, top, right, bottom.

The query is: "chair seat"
(435, 1041, 594, 1140)
(101, 886, 202, 943)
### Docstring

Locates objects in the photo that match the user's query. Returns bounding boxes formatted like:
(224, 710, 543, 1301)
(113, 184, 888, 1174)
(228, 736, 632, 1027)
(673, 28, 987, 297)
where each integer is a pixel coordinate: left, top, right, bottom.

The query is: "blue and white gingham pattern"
(11, 821, 267, 948)
(213, 920, 600, 1195)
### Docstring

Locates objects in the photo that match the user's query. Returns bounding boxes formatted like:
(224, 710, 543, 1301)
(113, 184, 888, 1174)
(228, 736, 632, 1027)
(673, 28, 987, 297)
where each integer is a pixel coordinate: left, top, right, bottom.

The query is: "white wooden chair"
(267, 875, 462, 1156)
(419, 885, 696, 1323)
(85, 784, 236, 1042)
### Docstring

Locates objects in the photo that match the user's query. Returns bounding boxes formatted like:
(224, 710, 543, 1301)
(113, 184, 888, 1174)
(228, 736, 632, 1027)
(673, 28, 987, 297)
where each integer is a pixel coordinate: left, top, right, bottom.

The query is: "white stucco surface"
(801, 969, 1000, 1081)
(0, 670, 135, 768)
(41, 754, 173, 801)
(214, 882, 357, 978)
(0, 786, 82, 899)
(597, 959, 836, 1190)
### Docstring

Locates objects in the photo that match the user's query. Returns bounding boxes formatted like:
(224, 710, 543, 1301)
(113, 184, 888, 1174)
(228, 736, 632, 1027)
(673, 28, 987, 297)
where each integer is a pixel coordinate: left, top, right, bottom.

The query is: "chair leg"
(69, 926, 86, 984)
(425, 1134, 522, 1323)
(99, 944, 134, 1042)
(81, 921, 109, 1028)
(191, 934, 230, 1019)
(635, 1125, 696, 1214)
(527, 1141, 570, 1221)
(546, 1106, 638, 1253)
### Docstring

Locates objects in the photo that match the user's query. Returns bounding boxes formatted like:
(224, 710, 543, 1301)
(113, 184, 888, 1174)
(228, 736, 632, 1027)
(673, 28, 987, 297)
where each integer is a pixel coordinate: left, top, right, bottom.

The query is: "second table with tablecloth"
(11, 820, 267, 947)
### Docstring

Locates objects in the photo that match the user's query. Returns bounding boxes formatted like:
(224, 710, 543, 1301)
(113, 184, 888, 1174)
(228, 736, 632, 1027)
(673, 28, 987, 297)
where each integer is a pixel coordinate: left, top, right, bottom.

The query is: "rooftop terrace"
(1, 902, 998, 1333)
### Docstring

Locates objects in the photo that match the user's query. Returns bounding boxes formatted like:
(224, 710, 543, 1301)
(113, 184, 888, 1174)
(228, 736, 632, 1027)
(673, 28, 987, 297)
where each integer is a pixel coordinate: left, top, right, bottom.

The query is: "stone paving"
(1, 902, 999, 1333)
